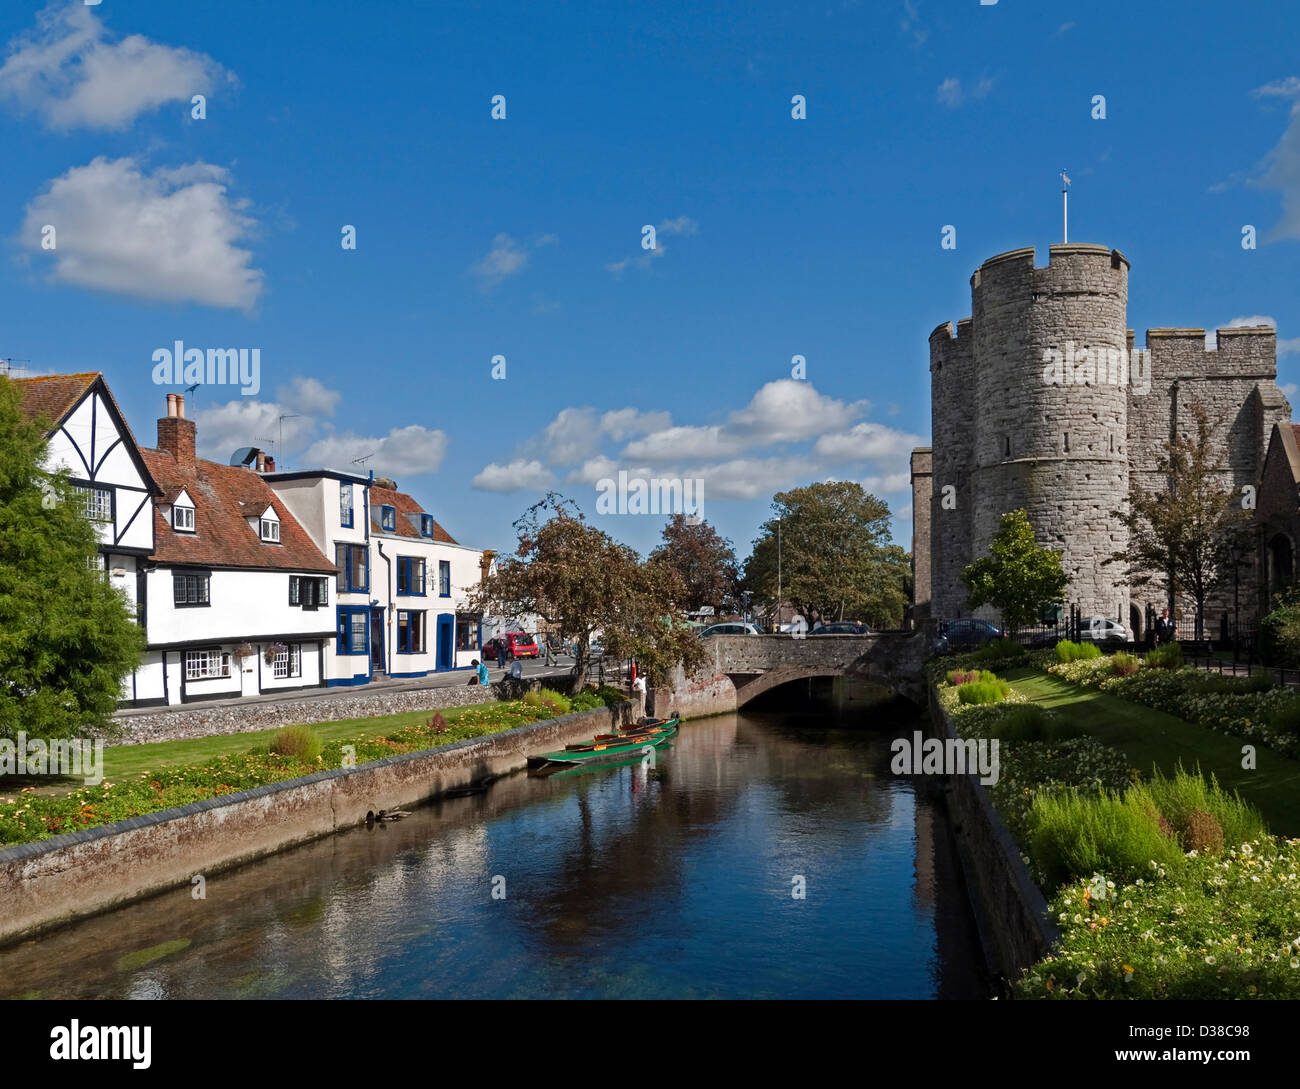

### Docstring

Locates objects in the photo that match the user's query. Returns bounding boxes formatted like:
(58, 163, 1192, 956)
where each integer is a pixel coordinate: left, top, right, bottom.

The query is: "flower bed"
(1019, 840, 1300, 999)
(1048, 656, 1300, 758)
(936, 666, 1300, 1000)
(0, 701, 552, 847)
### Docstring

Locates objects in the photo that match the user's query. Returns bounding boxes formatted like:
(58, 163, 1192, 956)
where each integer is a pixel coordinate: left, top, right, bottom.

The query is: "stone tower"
(927, 244, 1133, 622)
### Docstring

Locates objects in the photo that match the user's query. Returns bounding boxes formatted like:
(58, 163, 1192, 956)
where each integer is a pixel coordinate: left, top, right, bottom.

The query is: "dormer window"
(174, 504, 195, 532)
(380, 505, 396, 531)
(259, 506, 281, 543)
(420, 514, 433, 538)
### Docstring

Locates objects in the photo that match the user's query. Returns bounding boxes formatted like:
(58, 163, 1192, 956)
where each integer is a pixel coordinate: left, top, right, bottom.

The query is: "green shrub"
(983, 703, 1050, 740)
(1145, 643, 1184, 670)
(523, 688, 572, 716)
(980, 704, 1087, 743)
(1135, 767, 1267, 849)
(1055, 640, 1101, 663)
(569, 687, 604, 712)
(957, 677, 1011, 705)
(267, 724, 322, 763)
(595, 684, 629, 707)
(1028, 789, 1184, 887)
(1110, 651, 1139, 677)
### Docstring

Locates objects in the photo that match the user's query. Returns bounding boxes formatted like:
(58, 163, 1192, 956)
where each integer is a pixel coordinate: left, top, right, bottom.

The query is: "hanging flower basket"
(264, 641, 288, 665)
(233, 642, 255, 660)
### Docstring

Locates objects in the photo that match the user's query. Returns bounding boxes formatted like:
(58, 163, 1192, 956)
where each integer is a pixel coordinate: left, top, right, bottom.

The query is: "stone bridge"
(655, 632, 931, 719)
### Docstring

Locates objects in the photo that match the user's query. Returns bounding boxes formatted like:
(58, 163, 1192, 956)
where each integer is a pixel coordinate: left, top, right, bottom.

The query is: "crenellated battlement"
(916, 239, 1287, 634)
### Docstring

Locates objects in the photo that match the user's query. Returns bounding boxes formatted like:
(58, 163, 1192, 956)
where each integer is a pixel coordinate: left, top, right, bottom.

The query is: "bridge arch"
(705, 632, 930, 708)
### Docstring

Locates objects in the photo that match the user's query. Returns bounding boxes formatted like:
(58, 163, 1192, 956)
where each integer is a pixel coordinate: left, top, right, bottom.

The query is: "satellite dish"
(229, 447, 259, 467)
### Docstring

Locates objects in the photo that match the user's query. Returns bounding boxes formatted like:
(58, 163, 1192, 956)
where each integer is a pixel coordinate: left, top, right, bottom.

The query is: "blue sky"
(2, 0, 1298, 561)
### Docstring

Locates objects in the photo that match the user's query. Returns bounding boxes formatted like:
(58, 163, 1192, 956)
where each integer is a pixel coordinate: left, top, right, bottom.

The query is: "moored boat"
(527, 714, 680, 769)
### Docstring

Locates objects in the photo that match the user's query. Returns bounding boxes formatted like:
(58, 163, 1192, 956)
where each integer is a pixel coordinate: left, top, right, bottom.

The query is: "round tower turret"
(969, 244, 1132, 623)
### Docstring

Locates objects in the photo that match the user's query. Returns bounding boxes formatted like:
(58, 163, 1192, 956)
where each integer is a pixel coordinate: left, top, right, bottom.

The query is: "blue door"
(437, 614, 454, 671)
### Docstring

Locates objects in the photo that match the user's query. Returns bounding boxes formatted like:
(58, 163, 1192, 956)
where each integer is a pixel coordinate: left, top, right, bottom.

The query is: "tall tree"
(742, 481, 907, 628)
(470, 493, 705, 687)
(1106, 399, 1247, 640)
(961, 509, 1067, 634)
(648, 514, 739, 616)
(0, 377, 146, 742)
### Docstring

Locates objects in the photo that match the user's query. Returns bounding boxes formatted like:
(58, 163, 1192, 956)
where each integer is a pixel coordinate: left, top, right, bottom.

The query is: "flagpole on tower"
(1061, 170, 1070, 243)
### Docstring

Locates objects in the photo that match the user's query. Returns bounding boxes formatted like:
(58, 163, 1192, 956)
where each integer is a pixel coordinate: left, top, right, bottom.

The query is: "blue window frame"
(438, 560, 451, 597)
(339, 483, 353, 528)
(397, 556, 425, 595)
(336, 606, 368, 656)
(396, 610, 426, 654)
(335, 543, 368, 593)
(379, 505, 396, 532)
(420, 514, 434, 538)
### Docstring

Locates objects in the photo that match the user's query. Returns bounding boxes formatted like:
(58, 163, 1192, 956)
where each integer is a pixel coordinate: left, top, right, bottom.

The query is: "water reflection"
(0, 698, 988, 1000)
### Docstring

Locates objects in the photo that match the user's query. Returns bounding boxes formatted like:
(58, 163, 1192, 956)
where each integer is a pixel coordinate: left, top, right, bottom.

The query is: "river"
(0, 691, 989, 999)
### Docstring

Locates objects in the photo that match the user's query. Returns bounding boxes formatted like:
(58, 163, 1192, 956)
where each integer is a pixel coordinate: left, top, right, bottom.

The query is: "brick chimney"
(157, 393, 196, 466)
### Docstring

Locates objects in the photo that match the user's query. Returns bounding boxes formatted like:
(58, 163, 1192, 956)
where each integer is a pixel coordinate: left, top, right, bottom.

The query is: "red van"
(487, 632, 539, 660)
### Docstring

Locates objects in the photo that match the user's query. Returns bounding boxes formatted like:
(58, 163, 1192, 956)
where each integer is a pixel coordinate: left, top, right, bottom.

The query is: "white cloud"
(728, 379, 867, 443)
(304, 426, 448, 478)
(472, 459, 555, 492)
(900, 0, 928, 47)
(599, 407, 672, 441)
(814, 421, 923, 463)
(193, 379, 444, 479)
(470, 233, 530, 288)
(275, 376, 339, 417)
(1255, 77, 1300, 99)
(526, 406, 675, 465)
(1251, 77, 1300, 240)
(1280, 337, 1300, 356)
(194, 398, 313, 464)
(21, 156, 263, 309)
(859, 471, 913, 494)
(657, 216, 698, 237)
(606, 216, 695, 277)
(1281, 382, 1298, 398)
(936, 76, 994, 109)
(683, 456, 821, 501)
(0, 3, 232, 130)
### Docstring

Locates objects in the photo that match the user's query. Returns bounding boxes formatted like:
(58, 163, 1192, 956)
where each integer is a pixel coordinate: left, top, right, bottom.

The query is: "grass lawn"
(1, 702, 513, 800)
(1005, 666, 1300, 837)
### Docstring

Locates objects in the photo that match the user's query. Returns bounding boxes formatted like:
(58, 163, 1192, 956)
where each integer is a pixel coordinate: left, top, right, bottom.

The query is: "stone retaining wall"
(0, 701, 633, 947)
(928, 687, 1060, 991)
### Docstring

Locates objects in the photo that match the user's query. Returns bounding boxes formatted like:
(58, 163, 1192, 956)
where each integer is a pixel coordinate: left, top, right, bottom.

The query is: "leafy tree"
(961, 509, 1067, 634)
(648, 514, 739, 616)
(742, 481, 907, 628)
(0, 377, 146, 742)
(470, 493, 706, 687)
(1105, 400, 1247, 640)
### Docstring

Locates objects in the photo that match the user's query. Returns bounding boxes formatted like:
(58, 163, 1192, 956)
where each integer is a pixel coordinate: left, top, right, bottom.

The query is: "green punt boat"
(527, 716, 679, 769)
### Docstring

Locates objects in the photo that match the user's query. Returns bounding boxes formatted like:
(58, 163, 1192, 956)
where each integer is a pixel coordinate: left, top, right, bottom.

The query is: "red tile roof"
(10, 372, 99, 428)
(369, 484, 458, 543)
(142, 447, 335, 573)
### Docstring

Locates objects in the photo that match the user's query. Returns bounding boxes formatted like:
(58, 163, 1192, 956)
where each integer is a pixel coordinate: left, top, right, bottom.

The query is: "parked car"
(486, 632, 540, 660)
(1079, 617, 1132, 647)
(933, 618, 1002, 655)
(699, 622, 761, 638)
(811, 621, 870, 635)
